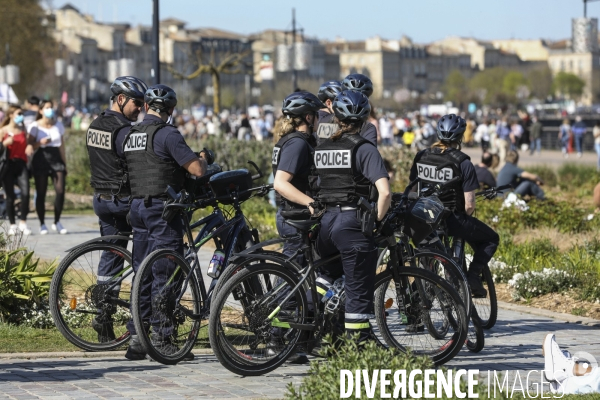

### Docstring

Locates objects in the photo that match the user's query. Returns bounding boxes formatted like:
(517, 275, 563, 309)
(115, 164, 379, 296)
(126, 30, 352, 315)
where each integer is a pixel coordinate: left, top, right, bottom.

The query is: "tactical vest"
(314, 112, 338, 145)
(272, 132, 318, 209)
(123, 122, 186, 198)
(86, 112, 131, 195)
(315, 134, 376, 205)
(414, 147, 470, 213)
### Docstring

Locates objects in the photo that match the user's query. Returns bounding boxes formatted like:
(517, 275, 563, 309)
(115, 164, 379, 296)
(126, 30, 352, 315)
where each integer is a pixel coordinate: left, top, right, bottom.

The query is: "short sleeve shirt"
(497, 162, 524, 188)
(138, 114, 197, 167)
(474, 165, 497, 189)
(355, 142, 389, 184)
(28, 121, 65, 147)
(103, 110, 133, 160)
(276, 136, 311, 177)
(360, 122, 378, 146)
(409, 150, 479, 192)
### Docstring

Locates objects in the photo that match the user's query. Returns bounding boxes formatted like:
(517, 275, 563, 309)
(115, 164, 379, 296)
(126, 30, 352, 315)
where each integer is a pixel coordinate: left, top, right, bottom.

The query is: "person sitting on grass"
(496, 150, 545, 200)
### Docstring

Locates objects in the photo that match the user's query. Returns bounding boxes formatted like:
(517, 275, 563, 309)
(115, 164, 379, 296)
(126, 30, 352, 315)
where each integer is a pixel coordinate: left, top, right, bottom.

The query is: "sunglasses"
(130, 98, 144, 107)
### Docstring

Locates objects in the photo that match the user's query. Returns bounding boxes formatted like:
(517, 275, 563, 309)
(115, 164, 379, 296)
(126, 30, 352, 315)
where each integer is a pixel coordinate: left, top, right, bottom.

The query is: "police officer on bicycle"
(122, 84, 207, 360)
(315, 90, 391, 342)
(272, 91, 323, 265)
(408, 114, 499, 297)
(85, 76, 147, 343)
(341, 73, 378, 146)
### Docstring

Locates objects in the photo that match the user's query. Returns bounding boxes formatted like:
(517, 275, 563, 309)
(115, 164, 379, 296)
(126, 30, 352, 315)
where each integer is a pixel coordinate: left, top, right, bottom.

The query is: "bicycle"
(208, 204, 468, 376)
(130, 166, 272, 365)
(48, 162, 260, 352)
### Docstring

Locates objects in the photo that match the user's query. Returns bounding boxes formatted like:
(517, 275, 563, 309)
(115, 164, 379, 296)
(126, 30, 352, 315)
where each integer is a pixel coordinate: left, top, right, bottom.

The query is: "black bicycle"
(208, 201, 468, 376)
(130, 166, 272, 365)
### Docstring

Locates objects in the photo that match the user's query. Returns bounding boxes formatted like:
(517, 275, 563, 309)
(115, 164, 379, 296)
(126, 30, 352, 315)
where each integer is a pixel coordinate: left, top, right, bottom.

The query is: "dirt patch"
(496, 283, 600, 320)
(512, 228, 596, 252)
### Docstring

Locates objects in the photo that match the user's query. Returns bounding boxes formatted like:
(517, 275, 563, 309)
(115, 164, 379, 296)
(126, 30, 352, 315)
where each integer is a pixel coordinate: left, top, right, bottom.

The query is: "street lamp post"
(152, 0, 160, 84)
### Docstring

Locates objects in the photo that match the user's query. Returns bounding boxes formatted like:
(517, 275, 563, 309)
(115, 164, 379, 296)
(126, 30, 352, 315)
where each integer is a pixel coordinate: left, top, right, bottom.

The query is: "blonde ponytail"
(273, 116, 305, 141)
(330, 118, 362, 141)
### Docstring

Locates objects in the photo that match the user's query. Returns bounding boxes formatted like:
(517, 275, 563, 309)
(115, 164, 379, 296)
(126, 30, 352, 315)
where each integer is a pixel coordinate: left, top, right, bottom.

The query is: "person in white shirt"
(544, 333, 600, 395)
(378, 115, 394, 146)
(27, 100, 68, 235)
(476, 119, 490, 151)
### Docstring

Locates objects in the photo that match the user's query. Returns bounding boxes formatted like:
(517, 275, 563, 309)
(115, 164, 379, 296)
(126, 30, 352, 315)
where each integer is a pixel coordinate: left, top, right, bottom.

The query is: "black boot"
(92, 317, 115, 343)
(150, 333, 195, 362)
(125, 335, 146, 360)
(467, 273, 487, 298)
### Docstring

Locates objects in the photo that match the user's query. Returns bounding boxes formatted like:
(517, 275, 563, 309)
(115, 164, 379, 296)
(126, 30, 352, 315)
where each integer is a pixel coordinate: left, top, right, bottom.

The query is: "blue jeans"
(515, 180, 545, 200)
(575, 135, 584, 154)
(530, 138, 541, 155)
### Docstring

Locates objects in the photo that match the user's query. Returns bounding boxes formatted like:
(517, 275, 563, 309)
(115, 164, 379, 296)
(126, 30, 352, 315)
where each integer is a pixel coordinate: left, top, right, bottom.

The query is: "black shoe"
(288, 346, 310, 364)
(151, 334, 195, 362)
(125, 335, 146, 360)
(92, 317, 115, 343)
(467, 274, 488, 298)
(265, 338, 285, 358)
(405, 323, 425, 333)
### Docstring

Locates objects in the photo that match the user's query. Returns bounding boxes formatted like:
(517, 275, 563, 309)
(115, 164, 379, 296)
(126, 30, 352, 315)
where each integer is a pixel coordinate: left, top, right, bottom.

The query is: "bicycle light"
(69, 297, 77, 310)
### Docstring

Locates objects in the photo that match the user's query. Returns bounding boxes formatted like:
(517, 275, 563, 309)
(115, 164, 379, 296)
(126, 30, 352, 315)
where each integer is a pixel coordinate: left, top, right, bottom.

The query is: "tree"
(168, 48, 251, 114)
(442, 70, 469, 107)
(502, 71, 528, 97)
(469, 67, 509, 106)
(528, 66, 553, 100)
(0, 0, 57, 101)
(553, 72, 585, 99)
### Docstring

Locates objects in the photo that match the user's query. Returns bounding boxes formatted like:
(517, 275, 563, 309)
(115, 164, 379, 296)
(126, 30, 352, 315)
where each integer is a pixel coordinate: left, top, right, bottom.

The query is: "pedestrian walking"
(27, 100, 67, 235)
(559, 119, 571, 158)
(529, 115, 543, 155)
(572, 116, 587, 158)
(593, 121, 600, 171)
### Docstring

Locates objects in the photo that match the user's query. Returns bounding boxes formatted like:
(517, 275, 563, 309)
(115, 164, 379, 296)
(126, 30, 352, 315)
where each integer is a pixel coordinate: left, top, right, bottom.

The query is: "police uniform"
(314, 110, 377, 146)
(314, 133, 388, 340)
(86, 109, 132, 292)
(272, 131, 317, 265)
(123, 114, 197, 336)
(410, 147, 499, 282)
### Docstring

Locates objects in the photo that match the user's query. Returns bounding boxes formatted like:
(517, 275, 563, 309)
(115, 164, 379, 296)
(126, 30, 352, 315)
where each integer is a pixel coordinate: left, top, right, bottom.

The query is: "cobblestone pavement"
(0, 307, 598, 399)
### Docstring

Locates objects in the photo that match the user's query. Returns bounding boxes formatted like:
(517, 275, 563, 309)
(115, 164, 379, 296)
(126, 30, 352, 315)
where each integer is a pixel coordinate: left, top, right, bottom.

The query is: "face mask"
(43, 108, 55, 119)
(13, 115, 24, 124)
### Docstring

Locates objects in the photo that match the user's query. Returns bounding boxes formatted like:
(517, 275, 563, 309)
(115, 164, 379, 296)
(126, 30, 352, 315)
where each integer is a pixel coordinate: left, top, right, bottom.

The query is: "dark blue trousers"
(126, 198, 184, 336)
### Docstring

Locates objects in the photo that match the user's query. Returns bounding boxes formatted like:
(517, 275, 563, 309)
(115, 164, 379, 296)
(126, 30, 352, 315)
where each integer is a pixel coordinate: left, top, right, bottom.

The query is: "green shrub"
(379, 146, 416, 192)
(557, 163, 600, 193)
(508, 268, 574, 300)
(64, 131, 93, 195)
(526, 165, 557, 188)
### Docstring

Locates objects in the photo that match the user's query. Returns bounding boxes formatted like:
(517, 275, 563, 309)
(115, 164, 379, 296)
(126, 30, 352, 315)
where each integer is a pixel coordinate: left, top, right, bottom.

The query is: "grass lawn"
(0, 323, 210, 353)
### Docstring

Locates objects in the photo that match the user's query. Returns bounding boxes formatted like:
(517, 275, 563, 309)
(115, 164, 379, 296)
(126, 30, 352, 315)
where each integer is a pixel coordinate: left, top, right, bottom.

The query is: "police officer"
(123, 84, 207, 360)
(273, 91, 323, 262)
(315, 90, 391, 342)
(341, 73, 378, 146)
(409, 114, 499, 297)
(314, 80, 343, 144)
(85, 76, 147, 343)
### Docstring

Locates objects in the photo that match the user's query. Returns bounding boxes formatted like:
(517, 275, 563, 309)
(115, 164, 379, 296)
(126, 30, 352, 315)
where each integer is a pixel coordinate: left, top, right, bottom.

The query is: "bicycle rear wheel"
(374, 267, 468, 366)
(131, 249, 204, 365)
(465, 308, 484, 353)
(472, 266, 497, 329)
(209, 262, 308, 376)
(49, 243, 132, 351)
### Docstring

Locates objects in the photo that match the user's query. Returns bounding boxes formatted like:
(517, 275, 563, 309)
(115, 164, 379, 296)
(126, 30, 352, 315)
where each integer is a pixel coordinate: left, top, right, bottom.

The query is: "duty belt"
(325, 204, 358, 212)
(97, 194, 129, 201)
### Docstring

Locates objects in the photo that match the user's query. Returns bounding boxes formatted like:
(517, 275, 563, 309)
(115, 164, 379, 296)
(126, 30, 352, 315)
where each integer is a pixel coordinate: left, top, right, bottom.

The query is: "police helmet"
(342, 73, 373, 98)
(332, 90, 371, 123)
(110, 76, 148, 100)
(281, 91, 324, 117)
(436, 114, 467, 143)
(144, 84, 178, 112)
(317, 80, 343, 102)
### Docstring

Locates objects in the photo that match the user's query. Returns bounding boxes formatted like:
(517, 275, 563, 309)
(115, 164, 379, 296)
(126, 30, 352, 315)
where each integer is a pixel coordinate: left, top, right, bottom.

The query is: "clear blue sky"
(50, 0, 594, 43)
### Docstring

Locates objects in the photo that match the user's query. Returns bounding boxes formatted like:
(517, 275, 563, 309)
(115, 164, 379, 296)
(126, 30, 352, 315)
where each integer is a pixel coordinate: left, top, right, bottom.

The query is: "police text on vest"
(315, 150, 351, 168)
(272, 147, 280, 165)
(124, 133, 147, 152)
(317, 123, 339, 139)
(86, 129, 112, 150)
(416, 163, 454, 182)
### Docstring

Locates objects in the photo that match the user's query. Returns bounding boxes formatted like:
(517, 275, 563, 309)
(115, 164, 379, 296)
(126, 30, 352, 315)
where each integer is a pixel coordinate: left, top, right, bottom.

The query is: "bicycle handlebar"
(475, 184, 512, 199)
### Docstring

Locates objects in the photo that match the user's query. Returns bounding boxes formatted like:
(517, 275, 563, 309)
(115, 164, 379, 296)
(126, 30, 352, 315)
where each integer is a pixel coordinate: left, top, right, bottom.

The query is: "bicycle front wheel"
(209, 262, 308, 376)
(466, 309, 485, 353)
(374, 267, 468, 366)
(49, 243, 132, 351)
(131, 249, 204, 365)
(472, 266, 497, 329)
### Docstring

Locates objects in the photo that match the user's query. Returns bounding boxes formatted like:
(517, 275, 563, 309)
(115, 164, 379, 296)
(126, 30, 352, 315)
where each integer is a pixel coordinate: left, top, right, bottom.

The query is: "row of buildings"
(50, 3, 600, 106)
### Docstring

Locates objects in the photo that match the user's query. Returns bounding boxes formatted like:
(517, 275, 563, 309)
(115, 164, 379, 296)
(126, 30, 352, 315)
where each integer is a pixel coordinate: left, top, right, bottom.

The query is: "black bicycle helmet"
(436, 114, 467, 143)
(332, 90, 371, 122)
(281, 91, 324, 117)
(110, 76, 148, 100)
(342, 73, 373, 98)
(144, 84, 178, 112)
(317, 80, 343, 102)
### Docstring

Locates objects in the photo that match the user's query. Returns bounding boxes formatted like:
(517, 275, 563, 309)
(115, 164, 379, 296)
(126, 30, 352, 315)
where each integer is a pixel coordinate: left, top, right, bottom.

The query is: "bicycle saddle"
(285, 219, 317, 232)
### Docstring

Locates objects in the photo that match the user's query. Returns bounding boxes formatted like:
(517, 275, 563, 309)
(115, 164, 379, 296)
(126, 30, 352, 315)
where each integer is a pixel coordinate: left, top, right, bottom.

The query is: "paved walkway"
(462, 147, 598, 168)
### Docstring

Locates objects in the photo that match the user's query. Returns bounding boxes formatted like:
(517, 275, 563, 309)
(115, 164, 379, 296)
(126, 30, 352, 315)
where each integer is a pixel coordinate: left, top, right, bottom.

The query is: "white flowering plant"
(508, 268, 574, 300)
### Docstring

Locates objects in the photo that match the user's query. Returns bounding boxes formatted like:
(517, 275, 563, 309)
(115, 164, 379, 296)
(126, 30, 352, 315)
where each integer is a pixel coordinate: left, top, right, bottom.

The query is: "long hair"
(274, 115, 305, 141)
(431, 140, 461, 151)
(36, 99, 54, 120)
(331, 117, 362, 141)
(1, 105, 21, 128)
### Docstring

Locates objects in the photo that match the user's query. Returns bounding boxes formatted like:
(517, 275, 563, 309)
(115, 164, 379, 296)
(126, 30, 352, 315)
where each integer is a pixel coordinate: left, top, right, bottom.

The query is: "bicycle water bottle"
(207, 250, 226, 278)
(452, 237, 464, 262)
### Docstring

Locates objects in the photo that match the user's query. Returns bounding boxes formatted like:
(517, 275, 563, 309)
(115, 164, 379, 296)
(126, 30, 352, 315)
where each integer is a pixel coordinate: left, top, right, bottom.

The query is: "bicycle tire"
(49, 243, 132, 351)
(209, 262, 308, 376)
(374, 267, 468, 366)
(131, 249, 204, 365)
(465, 309, 485, 353)
(473, 266, 497, 329)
